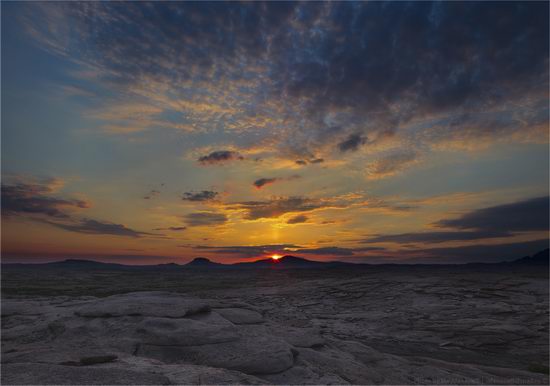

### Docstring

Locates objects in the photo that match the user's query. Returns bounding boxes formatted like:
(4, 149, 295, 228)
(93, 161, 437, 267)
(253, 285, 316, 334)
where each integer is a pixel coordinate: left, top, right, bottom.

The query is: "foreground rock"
(2, 266, 549, 385)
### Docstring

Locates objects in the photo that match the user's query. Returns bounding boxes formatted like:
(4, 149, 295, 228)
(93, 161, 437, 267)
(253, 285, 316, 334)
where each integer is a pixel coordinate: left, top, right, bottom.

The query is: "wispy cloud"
(287, 214, 308, 224)
(253, 175, 300, 189)
(45, 218, 155, 238)
(182, 190, 219, 202)
(198, 151, 244, 166)
(2, 179, 89, 219)
(2, 176, 154, 238)
(184, 212, 228, 226)
(367, 150, 418, 179)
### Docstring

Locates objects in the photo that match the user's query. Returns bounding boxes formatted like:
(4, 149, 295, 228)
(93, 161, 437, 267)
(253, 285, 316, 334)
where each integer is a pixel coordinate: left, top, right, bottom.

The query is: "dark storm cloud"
(285, 2, 549, 117)
(363, 196, 549, 245)
(194, 244, 299, 257)
(182, 190, 218, 202)
(23, 2, 549, 156)
(2, 182, 89, 219)
(435, 196, 549, 232)
(46, 218, 155, 238)
(338, 134, 367, 152)
(287, 214, 308, 224)
(198, 151, 244, 165)
(184, 212, 227, 226)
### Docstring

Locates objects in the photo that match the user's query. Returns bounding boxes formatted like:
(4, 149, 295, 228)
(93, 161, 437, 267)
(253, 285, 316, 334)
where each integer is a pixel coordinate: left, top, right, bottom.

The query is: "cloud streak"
(198, 151, 244, 166)
(363, 196, 549, 245)
(46, 218, 155, 238)
(182, 190, 219, 202)
(2, 180, 89, 219)
(2, 177, 153, 238)
(253, 175, 300, 189)
(184, 212, 228, 226)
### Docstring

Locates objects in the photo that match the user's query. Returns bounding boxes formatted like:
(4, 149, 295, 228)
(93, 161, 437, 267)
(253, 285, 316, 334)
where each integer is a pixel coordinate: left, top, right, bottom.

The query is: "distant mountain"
(4, 248, 548, 269)
(234, 255, 330, 269)
(44, 259, 127, 269)
(512, 248, 549, 265)
(184, 257, 224, 268)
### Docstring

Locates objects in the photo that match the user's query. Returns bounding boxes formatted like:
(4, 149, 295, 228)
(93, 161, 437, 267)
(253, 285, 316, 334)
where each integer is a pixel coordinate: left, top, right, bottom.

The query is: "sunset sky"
(2, 1, 548, 264)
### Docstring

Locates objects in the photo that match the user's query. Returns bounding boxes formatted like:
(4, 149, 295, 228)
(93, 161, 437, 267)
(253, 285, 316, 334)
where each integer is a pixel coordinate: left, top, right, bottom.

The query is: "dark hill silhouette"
(3, 248, 549, 269)
(47, 259, 125, 268)
(233, 255, 332, 269)
(184, 257, 224, 268)
(512, 248, 549, 265)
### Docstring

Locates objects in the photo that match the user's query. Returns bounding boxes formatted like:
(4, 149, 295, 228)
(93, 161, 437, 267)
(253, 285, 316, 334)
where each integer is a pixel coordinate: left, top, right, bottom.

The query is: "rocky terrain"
(1, 264, 549, 384)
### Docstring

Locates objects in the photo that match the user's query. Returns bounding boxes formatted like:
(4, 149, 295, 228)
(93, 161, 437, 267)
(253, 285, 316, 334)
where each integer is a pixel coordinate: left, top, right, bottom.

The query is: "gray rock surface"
(2, 267, 548, 384)
(214, 307, 264, 324)
(2, 363, 171, 385)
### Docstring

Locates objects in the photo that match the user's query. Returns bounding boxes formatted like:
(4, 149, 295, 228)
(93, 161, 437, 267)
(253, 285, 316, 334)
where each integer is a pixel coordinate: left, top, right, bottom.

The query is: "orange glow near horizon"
(271, 254, 282, 261)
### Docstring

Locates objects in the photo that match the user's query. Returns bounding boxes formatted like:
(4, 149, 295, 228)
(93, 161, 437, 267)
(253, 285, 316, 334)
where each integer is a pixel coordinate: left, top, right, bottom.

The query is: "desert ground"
(1, 264, 549, 385)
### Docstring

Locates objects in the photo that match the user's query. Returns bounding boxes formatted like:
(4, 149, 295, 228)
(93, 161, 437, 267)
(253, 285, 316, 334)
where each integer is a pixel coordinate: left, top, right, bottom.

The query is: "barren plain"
(1, 264, 548, 385)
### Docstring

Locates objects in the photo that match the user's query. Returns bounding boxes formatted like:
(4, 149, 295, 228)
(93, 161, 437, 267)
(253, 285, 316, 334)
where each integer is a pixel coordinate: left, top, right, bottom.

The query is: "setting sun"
(271, 254, 282, 261)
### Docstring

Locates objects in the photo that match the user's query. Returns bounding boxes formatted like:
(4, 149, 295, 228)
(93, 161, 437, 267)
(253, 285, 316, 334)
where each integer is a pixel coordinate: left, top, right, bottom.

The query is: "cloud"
(367, 150, 418, 179)
(404, 239, 550, 264)
(2, 176, 154, 238)
(435, 196, 549, 232)
(253, 178, 278, 189)
(184, 212, 228, 226)
(253, 175, 300, 189)
(2, 180, 89, 219)
(182, 190, 218, 202)
(194, 244, 299, 258)
(154, 226, 187, 231)
(295, 158, 324, 166)
(143, 190, 160, 200)
(363, 196, 549, 245)
(287, 214, 308, 224)
(353, 246, 387, 252)
(227, 196, 335, 220)
(338, 134, 367, 152)
(198, 151, 244, 165)
(363, 230, 511, 245)
(293, 246, 355, 256)
(19, 2, 548, 168)
(45, 218, 155, 238)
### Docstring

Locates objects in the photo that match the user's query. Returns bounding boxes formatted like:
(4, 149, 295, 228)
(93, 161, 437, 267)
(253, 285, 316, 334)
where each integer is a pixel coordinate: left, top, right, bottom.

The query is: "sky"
(1, 1, 549, 265)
